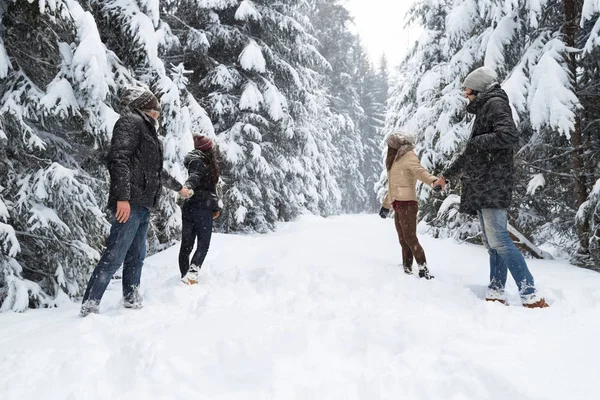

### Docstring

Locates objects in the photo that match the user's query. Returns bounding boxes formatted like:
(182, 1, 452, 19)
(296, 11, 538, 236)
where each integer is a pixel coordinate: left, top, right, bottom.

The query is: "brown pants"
(393, 201, 427, 267)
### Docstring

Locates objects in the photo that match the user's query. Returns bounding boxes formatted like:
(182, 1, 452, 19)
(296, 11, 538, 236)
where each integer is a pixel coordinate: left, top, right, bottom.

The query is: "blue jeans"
(82, 204, 150, 305)
(478, 209, 536, 300)
(178, 203, 213, 277)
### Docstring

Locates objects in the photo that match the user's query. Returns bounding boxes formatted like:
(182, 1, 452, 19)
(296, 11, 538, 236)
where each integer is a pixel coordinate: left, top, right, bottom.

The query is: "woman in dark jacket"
(179, 135, 222, 284)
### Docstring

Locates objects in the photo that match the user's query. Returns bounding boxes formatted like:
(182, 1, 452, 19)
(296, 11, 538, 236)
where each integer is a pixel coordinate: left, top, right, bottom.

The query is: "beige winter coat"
(383, 148, 438, 208)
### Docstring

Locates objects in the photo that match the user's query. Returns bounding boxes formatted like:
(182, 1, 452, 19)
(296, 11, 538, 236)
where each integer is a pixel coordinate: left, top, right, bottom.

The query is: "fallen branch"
(508, 223, 555, 260)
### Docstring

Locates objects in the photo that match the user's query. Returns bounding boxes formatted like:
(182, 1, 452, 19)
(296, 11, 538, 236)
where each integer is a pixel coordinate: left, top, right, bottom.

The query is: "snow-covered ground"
(1, 215, 599, 400)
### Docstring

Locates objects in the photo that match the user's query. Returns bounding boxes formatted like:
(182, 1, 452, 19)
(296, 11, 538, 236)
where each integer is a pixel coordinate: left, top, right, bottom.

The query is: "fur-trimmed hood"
(387, 132, 415, 163)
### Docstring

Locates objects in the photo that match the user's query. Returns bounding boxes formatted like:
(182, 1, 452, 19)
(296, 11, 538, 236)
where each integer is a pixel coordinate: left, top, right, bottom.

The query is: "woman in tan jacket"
(380, 132, 439, 279)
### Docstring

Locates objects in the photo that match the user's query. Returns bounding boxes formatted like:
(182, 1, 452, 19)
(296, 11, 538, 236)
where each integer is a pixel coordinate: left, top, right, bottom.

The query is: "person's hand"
(379, 207, 390, 219)
(116, 201, 131, 223)
(213, 210, 221, 220)
(179, 187, 192, 198)
(433, 176, 446, 192)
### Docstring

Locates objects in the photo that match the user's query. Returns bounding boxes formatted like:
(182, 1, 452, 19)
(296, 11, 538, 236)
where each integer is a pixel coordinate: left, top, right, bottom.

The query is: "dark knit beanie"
(193, 135, 214, 151)
(121, 87, 160, 111)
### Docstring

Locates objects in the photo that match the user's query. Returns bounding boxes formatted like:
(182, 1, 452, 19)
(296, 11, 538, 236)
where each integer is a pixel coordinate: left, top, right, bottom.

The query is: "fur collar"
(394, 143, 415, 163)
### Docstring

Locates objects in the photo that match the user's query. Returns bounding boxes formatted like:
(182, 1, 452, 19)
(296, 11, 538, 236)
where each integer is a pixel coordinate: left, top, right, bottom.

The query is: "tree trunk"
(563, 0, 589, 252)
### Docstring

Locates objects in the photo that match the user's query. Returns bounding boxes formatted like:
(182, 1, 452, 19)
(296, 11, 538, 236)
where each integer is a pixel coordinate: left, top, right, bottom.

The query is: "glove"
(379, 207, 390, 219)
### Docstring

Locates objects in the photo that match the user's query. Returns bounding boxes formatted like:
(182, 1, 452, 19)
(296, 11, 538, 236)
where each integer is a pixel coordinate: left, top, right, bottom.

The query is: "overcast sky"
(345, 0, 420, 67)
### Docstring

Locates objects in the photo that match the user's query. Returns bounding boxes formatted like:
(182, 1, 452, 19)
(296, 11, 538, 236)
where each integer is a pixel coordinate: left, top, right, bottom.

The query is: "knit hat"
(386, 132, 413, 149)
(462, 67, 498, 92)
(121, 87, 160, 111)
(193, 135, 214, 151)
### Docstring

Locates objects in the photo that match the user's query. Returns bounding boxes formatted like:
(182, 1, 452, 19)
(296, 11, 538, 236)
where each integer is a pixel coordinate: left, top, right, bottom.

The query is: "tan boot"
(485, 298, 506, 305)
(523, 298, 549, 309)
(485, 288, 506, 304)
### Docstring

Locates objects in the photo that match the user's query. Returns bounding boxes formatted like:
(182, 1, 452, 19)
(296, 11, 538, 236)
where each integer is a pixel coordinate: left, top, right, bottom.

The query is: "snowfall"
(1, 215, 599, 400)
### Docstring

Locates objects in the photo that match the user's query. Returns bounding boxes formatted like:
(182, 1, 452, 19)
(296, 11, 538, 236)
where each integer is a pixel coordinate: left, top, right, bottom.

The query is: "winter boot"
(523, 297, 549, 309)
(181, 264, 200, 285)
(417, 264, 434, 280)
(79, 300, 100, 317)
(403, 264, 413, 274)
(123, 288, 143, 310)
(485, 288, 506, 304)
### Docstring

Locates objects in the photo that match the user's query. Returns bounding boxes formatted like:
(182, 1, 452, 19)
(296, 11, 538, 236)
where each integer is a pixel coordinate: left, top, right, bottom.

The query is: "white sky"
(345, 0, 420, 67)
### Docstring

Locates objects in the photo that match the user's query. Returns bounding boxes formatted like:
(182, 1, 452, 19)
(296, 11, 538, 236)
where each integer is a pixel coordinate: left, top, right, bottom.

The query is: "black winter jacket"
(443, 85, 519, 215)
(183, 150, 221, 211)
(107, 111, 182, 210)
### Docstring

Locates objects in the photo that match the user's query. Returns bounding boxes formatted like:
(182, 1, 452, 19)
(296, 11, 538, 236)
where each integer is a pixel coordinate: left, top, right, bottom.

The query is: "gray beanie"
(462, 67, 498, 92)
(386, 132, 413, 149)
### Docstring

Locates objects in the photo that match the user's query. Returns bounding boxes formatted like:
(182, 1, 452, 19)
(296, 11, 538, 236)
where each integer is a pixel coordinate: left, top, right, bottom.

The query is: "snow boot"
(403, 264, 413, 274)
(181, 264, 200, 285)
(523, 297, 549, 309)
(79, 300, 99, 317)
(123, 289, 143, 310)
(417, 264, 434, 280)
(485, 288, 506, 304)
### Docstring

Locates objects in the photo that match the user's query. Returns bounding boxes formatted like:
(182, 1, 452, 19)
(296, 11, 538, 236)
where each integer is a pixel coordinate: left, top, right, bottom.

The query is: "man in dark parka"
(435, 67, 548, 308)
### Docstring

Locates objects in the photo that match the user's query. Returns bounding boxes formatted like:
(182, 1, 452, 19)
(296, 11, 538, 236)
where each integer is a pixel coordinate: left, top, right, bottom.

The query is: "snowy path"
(1, 215, 599, 400)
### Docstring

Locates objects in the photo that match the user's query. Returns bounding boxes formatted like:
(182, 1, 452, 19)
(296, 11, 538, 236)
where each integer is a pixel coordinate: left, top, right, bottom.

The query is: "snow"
(0, 38, 10, 78)
(0, 222, 20, 257)
(69, 1, 113, 103)
(446, 0, 478, 41)
(527, 173, 545, 196)
(40, 78, 80, 118)
(263, 83, 287, 121)
(239, 81, 264, 111)
(102, 0, 165, 73)
(483, 14, 519, 71)
(28, 203, 71, 234)
(528, 39, 580, 138)
(209, 65, 241, 91)
(235, 0, 261, 21)
(239, 40, 267, 73)
(235, 204, 248, 223)
(1, 215, 599, 399)
(187, 93, 215, 137)
(140, 0, 161, 27)
(437, 193, 461, 219)
(582, 0, 600, 22)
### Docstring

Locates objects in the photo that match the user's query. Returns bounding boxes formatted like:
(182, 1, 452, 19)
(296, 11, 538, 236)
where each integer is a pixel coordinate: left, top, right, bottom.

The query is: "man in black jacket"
(80, 87, 190, 316)
(434, 67, 548, 308)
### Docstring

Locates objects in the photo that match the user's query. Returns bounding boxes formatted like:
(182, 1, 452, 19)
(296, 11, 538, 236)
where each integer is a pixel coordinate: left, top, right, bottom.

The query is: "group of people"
(380, 66, 548, 308)
(80, 65, 549, 317)
(80, 87, 222, 317)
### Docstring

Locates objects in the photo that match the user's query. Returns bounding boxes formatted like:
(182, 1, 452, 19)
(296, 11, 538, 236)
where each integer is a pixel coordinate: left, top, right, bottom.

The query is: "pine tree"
(310, 0, 369, 213)
(575, 0, 600, 269)
(0, 0, 116, 310)
(354, 48, 387, 211)
(161, 0, 346, 232)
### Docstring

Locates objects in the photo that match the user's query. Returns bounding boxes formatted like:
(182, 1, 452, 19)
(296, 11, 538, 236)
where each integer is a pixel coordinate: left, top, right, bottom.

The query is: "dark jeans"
(82, 204, 150, 305)
(478, 208, 536, 300)
(178, 202, 213, 277)
(393, 200, 427, 267)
